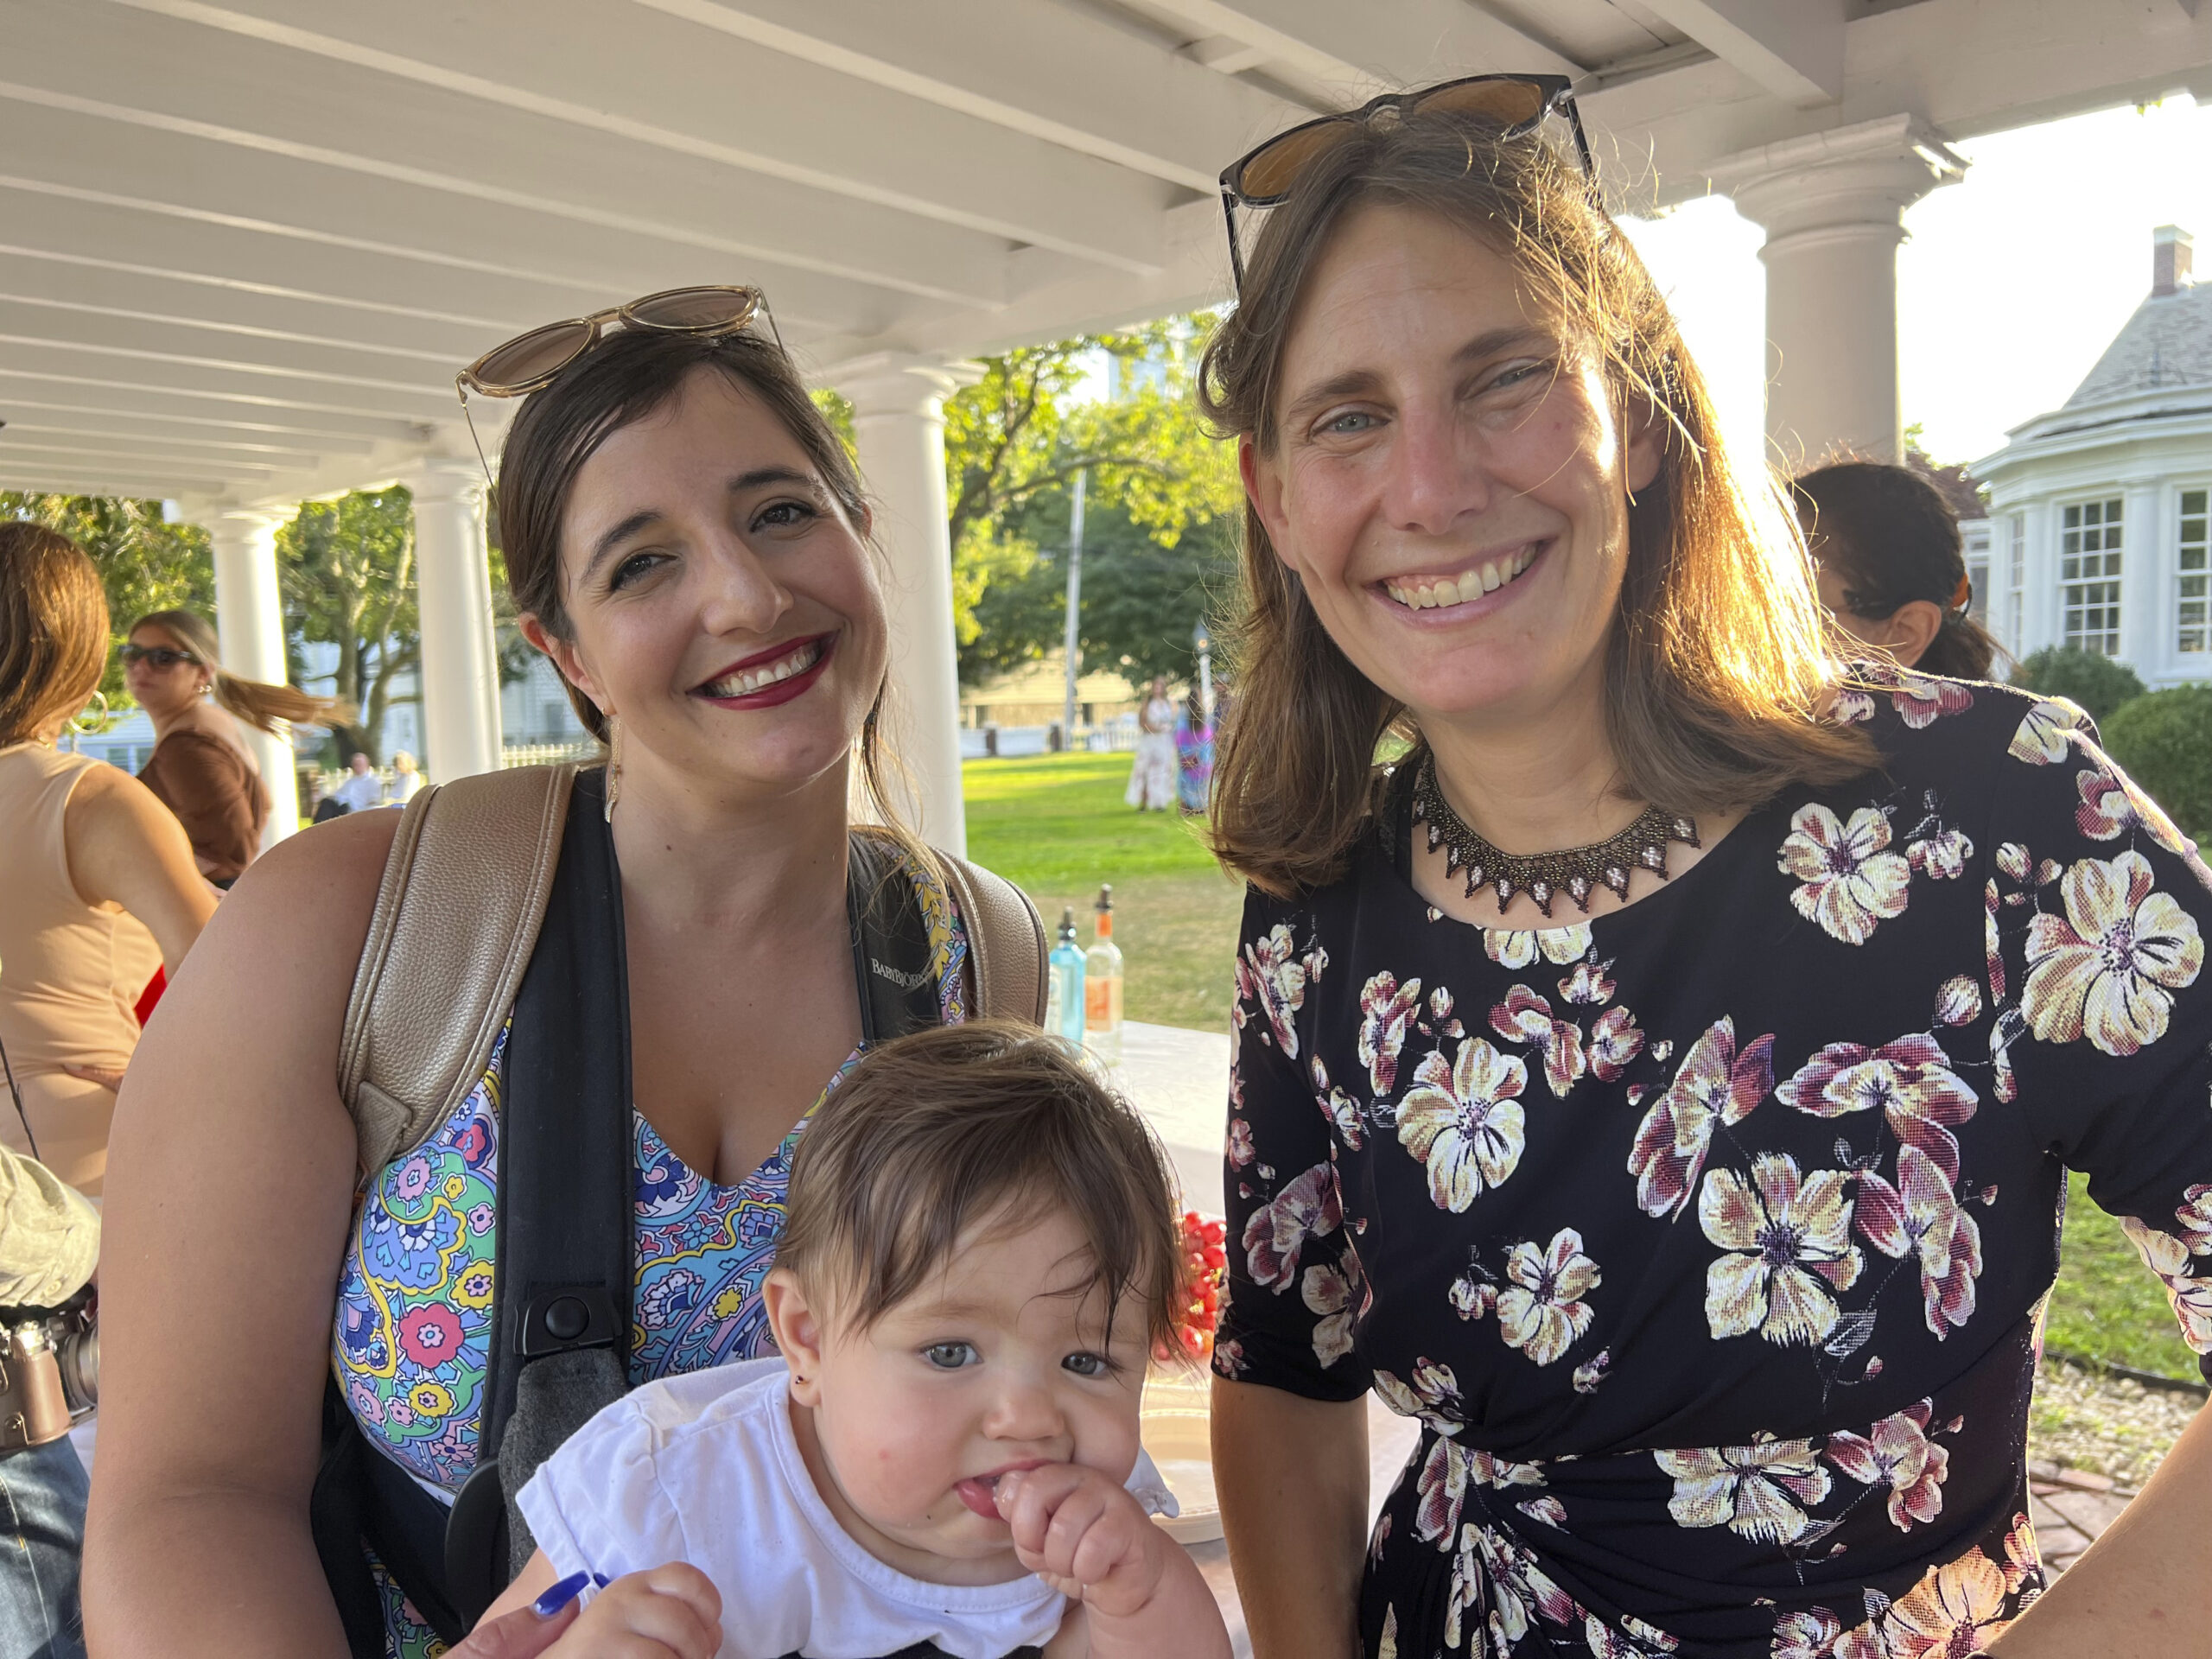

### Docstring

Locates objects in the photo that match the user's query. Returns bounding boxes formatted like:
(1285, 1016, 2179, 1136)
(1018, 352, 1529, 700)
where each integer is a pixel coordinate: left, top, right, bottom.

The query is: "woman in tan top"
(0, 527, 216, 1193)
(124, 608, 335, 886)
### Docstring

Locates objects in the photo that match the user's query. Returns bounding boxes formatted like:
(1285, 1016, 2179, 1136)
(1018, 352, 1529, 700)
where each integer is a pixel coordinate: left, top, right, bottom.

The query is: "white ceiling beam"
(0, 277, 471, 369)
(1585, 0, 2212, 207)
(0, 338, 450, 423)
(1184, 36, 1271, 74)
(0, 21, 1014, 308)
(847, 199, 1226, 375)
(1131, 0, 1579, 102)
(0, 170, 875, 346)
(634, 0, 1300, 194)
(0, 445, 257, 485)
(0, 372, 432, 446)
(0, 436, 286, 477)
(0, 173, 632, 321)
(0, 466, 213, 498)
(1, 417, 346, 462)
(1630, 0, 1842, 105)
(90, 0, 1175, 276)
(0, 301, 451, 400)
(0, 200, 535, 334)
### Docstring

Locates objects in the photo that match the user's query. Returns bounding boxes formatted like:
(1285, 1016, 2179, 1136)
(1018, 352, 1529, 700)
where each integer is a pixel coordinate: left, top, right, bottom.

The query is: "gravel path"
(2029, 1354, 2202, 1490)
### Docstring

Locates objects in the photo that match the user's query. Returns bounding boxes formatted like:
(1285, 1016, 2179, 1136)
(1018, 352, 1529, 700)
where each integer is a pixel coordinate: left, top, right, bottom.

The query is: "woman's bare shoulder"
(224, 808, 401, 944)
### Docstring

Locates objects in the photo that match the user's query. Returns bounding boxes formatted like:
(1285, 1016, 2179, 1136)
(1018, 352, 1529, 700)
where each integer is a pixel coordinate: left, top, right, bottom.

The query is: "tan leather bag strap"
(933, 849, 1047, 1025)
(338, 766, 576, 1175)
(337, 777, 1040, 1175)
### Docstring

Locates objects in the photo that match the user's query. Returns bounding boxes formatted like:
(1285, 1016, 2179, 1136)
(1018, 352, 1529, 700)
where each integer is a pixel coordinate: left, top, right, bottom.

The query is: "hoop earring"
(604, 716, 621, 823)
(68, 690, 110, 735)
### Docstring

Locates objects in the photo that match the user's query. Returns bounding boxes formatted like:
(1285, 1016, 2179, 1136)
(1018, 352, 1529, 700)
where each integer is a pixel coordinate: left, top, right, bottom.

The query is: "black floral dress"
(1214, 674, 2212, 1658)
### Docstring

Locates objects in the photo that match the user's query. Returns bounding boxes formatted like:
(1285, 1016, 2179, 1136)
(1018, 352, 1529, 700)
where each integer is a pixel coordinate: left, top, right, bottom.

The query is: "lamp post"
(1192, 617, 1213, 728)
(1060, 469, 1087, 747)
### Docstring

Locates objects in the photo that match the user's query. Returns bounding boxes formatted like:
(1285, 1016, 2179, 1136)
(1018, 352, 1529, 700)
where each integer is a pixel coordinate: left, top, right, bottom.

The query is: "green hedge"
(2011, 645, 2148, 723)
(2105, 685, 2212, 842)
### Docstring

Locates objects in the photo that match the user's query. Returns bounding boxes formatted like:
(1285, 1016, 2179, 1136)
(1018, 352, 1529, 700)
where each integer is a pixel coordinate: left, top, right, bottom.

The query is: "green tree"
(944, 315, 1238, 677)
(2011, 645, 2148, 725)
(279, 488, 416, 763)
(2104, 685, 2212, 839)
(966, 493, 1237, 689)
(0, 493, 214, 724)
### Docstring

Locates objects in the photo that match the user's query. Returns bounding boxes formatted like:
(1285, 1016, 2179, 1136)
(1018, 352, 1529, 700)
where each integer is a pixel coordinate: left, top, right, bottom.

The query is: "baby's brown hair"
(779, 1021, 1186, 1357)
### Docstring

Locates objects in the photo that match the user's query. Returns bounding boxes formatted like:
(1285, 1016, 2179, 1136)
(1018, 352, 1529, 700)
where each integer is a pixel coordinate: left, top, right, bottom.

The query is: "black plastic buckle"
(518, 1286, 620, 1357)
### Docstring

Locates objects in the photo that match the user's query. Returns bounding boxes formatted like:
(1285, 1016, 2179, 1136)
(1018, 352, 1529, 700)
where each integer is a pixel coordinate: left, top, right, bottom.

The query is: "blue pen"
(532, 1569, 612, 1618)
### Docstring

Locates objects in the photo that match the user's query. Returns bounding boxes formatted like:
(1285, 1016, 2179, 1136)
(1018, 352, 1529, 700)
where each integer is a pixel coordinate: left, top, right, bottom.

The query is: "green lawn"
(964, 753, 1245, 1032)
(964, 753, 2202, 1380)
(2044, 1170, 2199, 1381)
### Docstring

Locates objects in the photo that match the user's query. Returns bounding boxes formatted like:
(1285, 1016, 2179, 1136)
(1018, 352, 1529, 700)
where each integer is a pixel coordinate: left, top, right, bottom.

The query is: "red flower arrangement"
(1164, 1210, 1229, 1362)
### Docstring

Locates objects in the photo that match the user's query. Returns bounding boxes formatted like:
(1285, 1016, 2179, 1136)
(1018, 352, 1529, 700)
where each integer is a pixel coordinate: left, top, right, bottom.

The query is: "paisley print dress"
(333, 849, 971, 1657)
(1214, 677, 2212, 1658)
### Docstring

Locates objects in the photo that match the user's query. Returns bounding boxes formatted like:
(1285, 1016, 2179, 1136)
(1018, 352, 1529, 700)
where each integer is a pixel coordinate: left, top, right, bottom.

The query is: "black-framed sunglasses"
(454, 284, 782, 483)
(1217, 73, 1597, 293)
(120, 644, 197, 669)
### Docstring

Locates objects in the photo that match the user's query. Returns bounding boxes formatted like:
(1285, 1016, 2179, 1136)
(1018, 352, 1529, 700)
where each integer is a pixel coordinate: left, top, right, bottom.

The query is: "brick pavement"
(2028, 1459, 2134, 1575)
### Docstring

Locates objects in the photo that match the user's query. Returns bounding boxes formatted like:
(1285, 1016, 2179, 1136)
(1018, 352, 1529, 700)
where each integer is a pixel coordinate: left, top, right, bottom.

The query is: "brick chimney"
(2154, 225, 2193, 296)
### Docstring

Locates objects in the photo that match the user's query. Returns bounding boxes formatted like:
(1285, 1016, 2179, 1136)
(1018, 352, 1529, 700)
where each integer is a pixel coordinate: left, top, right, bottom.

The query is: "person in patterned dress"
(1198, 92, 2212, 1658)
(86, 318, 1007, 1659)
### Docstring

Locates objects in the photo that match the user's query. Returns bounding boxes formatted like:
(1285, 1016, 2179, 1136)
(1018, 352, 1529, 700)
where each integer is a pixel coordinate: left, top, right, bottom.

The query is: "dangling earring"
(603, 715, 621, 823)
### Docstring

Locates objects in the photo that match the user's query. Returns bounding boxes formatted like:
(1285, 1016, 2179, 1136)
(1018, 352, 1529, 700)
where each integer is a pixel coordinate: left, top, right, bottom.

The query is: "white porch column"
(2019, 500, 2056, 658)
(407, 457, 504, 782)
(2121, 479, 2164, 675)
(838, 353, 980, 855)
(1710, 115, 1967, 467)
(207, 505, 299, 846)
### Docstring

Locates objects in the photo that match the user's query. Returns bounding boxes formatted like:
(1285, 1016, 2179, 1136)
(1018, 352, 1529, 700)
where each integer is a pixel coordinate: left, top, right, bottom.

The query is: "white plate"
(1142, 1372, 1222, 1545)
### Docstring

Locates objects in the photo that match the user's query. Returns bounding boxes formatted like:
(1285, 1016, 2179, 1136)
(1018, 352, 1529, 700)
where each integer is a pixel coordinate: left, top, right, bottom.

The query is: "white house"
(1978, 226, 2212, 690)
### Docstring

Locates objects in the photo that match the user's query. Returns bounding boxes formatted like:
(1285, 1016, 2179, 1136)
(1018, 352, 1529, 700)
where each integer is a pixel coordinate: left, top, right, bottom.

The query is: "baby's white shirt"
(515, 1357, 1174, 1659)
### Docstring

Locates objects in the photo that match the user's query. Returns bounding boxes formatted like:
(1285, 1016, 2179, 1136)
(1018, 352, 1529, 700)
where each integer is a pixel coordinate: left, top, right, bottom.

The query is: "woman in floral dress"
(1201, 92, 2212, 1658)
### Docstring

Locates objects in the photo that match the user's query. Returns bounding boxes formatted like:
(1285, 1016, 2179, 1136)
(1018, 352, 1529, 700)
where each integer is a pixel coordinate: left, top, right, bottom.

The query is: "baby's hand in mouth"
(955, 1461, 1048, 1521)
(992, 1464, 1168, 1618)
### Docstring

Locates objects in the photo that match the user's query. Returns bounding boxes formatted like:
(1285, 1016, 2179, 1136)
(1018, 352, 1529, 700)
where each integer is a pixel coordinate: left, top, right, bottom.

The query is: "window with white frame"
(2060, 498, 2123, 656)
(2006, 515, 2024, 649)
(2180, 488, 2209, 655)
(1961, 522, 1990, 622)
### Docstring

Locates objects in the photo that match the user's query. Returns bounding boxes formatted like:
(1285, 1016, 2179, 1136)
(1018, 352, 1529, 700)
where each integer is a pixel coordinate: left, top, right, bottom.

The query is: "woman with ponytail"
(1791, 460, 2002, 680)
(123, 608, 338, 886)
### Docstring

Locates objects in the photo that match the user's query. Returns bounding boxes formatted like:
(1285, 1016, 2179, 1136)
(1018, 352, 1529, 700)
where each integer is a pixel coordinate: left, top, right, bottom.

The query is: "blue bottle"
(1046, 906, 1088, 1046)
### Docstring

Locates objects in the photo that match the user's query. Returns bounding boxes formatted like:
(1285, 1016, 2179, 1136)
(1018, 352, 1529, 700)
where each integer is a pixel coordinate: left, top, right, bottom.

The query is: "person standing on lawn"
(85, 308, 1026, 1658)
(1126, 675, 1178, 811)
(1200, 82, 2212, 1658)
(1176, 679, 1215, 817)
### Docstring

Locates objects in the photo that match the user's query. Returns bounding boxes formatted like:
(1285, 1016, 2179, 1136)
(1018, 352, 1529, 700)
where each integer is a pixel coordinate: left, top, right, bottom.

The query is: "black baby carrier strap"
(314, 773, 951, 1652)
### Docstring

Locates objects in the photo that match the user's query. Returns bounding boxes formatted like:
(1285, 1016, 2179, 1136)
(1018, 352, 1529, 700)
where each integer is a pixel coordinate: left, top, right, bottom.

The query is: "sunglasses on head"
(121, 644, 196, 669)
(1217, 73, 1597, 293)
(454, 284, 779, 482)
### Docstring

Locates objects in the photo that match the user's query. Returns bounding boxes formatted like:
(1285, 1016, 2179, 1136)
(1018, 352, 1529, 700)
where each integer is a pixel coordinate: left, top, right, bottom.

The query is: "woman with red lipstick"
(1200, 85, 2212, 1659)
(88, 306, 1032, 1659)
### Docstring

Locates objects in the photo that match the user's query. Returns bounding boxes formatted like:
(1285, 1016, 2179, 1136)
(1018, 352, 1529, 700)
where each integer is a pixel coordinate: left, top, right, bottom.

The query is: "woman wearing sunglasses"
(86, 293, 1029, 1659)
(123, 609, 336, 887)
(1203, 80, 2212, 1657)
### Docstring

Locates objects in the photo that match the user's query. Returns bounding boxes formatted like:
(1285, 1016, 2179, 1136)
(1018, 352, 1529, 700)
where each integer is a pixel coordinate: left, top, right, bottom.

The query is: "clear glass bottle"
(1084, 884, 1124, 1064)
(1047, 906, 1088, 1046)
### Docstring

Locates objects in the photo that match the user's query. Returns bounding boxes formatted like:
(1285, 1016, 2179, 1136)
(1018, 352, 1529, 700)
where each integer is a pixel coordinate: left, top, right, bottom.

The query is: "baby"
(481, 1020, 1232, 1659)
